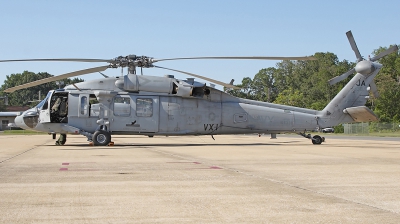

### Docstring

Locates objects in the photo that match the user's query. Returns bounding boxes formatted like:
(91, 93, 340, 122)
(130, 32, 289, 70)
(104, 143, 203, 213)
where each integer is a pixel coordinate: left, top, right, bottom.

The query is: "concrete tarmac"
(0, 134, 399, 223)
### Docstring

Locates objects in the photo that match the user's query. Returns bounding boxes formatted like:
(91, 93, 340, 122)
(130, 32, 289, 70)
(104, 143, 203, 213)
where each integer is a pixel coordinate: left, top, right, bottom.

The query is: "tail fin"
(318, 30, 398, 126)
(320, 65, 381, 124)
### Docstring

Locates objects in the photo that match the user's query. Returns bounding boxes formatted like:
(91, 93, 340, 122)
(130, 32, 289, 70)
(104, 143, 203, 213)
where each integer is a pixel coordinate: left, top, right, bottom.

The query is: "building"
(0, 106, 30, 131)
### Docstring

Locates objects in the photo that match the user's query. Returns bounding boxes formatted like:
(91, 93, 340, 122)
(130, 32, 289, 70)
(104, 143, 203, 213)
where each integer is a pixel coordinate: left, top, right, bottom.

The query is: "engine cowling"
(122, 74, 174, 93)
(115, 74, 209, 97)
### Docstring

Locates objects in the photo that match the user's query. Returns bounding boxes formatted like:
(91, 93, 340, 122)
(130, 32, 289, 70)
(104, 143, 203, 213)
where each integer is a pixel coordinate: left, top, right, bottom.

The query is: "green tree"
(274, 88, 306, 108)
(374, 76, 400, 122)
(227, 48, 398, 123)
(0, 99, 6, 111)
(226, 77, 256, 100)
(0, 71, 84, 106)
(272, 52, 353, 110)
(371, 46, 400, 122)
(252, 68, 277, 102)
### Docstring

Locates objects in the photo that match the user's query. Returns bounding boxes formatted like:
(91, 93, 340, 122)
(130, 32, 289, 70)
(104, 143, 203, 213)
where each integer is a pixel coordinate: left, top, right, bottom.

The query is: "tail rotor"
(328, 30, 398, 98)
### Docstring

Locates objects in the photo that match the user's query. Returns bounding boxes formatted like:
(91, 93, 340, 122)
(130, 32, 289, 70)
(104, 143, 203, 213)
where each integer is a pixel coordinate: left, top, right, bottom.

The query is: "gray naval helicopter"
(2, 31, 398, 146)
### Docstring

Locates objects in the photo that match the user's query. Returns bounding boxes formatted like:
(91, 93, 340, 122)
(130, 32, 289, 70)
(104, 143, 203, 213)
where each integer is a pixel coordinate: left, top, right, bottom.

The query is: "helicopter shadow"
(55, 141, 302, 150)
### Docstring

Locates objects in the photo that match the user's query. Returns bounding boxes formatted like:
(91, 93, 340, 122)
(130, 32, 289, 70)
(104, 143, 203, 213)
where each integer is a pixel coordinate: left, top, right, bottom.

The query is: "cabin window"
(113, 96, 131, 117)
(136, 98, 153, 117)
(80, 96, 88, 115)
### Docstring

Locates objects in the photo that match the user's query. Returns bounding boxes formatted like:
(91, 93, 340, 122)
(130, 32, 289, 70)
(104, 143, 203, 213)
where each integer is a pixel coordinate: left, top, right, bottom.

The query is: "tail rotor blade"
(346, 31, 363, 61)
(370, 45, 399, 62)
(328, 68, 356, 85)
(369, 81, 379, 98)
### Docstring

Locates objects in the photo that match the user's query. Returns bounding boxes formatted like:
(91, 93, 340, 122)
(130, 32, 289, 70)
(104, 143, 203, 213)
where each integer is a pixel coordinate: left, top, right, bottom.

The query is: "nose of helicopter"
(14, 114, 29, 130)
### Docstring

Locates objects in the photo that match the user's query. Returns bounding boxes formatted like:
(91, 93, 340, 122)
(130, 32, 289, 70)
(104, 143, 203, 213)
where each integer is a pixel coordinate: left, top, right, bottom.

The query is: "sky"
(0, 0, 399, 91)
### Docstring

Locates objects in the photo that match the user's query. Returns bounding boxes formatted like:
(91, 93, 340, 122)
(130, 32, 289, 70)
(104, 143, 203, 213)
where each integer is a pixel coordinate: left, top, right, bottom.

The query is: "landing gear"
(55, 134, 67, 145)
(92, 130, 111, 146)
(311, 135, 323, 145)
(299, 132, 325, 145)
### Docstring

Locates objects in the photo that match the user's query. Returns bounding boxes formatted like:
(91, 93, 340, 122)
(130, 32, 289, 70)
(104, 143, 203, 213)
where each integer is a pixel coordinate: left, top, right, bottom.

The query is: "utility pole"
(0, 96, 8, 105)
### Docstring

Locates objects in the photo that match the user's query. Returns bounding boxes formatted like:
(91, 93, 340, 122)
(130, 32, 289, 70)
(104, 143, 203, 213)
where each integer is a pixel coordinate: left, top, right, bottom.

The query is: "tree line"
(0, 71, 83, 109)
(226, 47, 400, 123)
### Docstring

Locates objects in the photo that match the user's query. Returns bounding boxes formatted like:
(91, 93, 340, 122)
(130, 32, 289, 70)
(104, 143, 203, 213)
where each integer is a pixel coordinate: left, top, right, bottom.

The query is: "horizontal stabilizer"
(343, 106, 379, 122)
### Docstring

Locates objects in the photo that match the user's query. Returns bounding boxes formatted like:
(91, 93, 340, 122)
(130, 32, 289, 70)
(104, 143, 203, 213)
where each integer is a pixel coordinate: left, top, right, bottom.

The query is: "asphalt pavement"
(0, 134, 399, 223)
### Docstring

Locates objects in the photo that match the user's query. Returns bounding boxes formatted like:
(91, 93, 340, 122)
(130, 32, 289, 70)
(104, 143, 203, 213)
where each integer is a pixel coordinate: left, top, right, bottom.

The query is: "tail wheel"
(93, 130, 111, 146)
(312, 135, 323, 145)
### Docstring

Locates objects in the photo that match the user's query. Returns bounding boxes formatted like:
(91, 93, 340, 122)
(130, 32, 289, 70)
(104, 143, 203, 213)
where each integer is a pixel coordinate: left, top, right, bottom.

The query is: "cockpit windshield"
(35, 91, 53, 109)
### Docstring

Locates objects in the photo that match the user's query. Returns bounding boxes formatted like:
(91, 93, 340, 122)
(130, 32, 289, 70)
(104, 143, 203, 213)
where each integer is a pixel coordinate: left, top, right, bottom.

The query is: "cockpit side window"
(36, 91, 52, 109)
(42, 98, 49, 110)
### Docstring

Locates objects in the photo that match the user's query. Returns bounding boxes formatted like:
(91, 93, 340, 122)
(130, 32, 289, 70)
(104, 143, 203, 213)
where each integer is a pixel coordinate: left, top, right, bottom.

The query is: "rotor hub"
(355, 60, 375, 76)
(109, 55, 154, 69)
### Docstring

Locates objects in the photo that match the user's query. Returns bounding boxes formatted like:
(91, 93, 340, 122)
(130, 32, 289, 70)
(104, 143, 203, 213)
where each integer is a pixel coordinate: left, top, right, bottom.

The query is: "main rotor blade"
(328, 68, 356, 85)
(153, 56, 316, 63)
(4, 65, 109, 93)
(346, 31, 363, 62)
(370, 45, 399, 62)
(0, 58, 112, 63)
(154, 65, 240, 90)
(369, 81, 379, 98)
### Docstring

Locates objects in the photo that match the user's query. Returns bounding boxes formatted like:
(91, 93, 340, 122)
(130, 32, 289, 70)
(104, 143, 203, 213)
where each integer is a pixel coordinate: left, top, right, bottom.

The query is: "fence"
(342, 122, 400, 135)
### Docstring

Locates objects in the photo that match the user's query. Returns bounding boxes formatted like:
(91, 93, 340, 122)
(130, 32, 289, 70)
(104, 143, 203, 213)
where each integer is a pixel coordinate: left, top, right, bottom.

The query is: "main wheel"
(93, 130, 111, 146)
(312, 135, 323, 145)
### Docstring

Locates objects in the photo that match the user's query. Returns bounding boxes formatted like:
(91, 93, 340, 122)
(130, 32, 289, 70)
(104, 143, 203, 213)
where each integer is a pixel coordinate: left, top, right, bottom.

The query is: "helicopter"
(1, 31, 398, 146)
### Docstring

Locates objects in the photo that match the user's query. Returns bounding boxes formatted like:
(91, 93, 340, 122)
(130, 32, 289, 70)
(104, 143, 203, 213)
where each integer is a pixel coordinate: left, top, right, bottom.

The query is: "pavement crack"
(229, 169, 400, 215)
(150, 148, 400, 216)
(0, 139, 53, 164)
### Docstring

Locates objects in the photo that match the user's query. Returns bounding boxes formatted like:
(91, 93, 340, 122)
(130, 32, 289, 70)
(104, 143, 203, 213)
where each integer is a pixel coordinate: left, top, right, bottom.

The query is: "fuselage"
(14, 77, 324, 136)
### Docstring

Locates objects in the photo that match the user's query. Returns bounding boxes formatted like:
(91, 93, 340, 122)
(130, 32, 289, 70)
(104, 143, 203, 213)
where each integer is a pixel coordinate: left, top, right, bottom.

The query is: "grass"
(336, 132, 400, 137)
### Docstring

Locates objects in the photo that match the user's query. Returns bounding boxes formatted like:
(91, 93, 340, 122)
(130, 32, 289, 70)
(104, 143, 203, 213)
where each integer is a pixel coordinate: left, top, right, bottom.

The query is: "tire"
(312, 135, 323, 145)
(93, 130, 111, 146)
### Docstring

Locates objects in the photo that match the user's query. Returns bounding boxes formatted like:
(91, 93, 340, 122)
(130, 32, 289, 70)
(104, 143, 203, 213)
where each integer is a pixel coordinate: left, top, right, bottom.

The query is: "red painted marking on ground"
(209, 166, 222, 169)
(59, 168, 68, 171)
(62, 163, 69, 165)
(167, 162, 201, 164)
